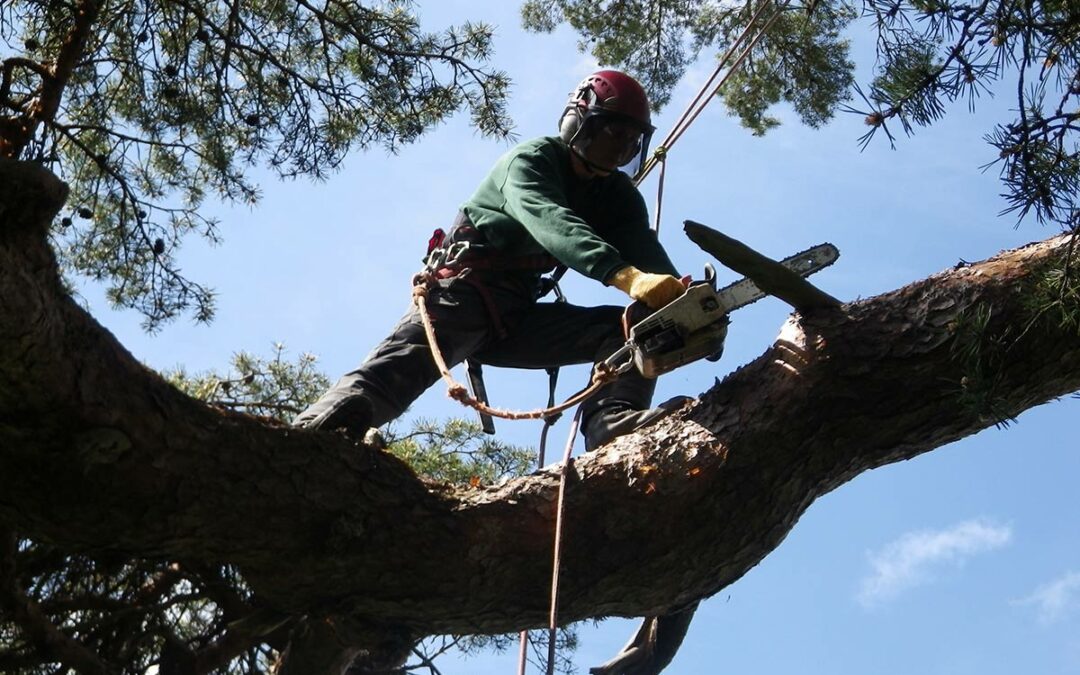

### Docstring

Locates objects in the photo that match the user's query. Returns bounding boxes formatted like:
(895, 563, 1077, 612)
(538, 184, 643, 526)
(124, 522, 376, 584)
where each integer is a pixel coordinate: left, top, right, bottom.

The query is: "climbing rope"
(546, 410, 581, 675)
(635, 0, 792, 234)
(513, 410, 581, 675)
(518, 366, 564, 674)
(650, 146, 669, 233)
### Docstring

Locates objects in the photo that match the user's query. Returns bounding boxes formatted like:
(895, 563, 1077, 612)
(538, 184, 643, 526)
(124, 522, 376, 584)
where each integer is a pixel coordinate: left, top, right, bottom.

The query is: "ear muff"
(558, 107, 583, 144)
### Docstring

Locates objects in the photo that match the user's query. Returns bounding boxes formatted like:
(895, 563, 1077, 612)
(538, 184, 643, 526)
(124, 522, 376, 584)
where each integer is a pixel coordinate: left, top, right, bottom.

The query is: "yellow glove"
(608, 265, 685, 310)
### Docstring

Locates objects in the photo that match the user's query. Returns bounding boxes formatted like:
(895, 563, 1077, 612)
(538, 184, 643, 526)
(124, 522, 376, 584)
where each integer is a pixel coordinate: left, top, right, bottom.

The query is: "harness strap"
(453, 253, 559, 272)
(431, 251, 559, 339)
(459, 273, 509, 340)
(432, 264, 510, 340)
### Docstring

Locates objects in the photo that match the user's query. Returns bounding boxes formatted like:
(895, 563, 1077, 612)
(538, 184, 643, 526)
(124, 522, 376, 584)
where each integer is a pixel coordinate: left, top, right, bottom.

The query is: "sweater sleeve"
(498, 149, 630, 282)
(601, 177, 679, 278)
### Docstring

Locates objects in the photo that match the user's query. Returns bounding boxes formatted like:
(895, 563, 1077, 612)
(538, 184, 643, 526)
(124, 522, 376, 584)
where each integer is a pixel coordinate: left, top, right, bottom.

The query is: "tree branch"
(1, 57, 51, 104)
(2, 166, 1080, 648)
(0, 528, 114, 675)
(3, 0, 101, 158)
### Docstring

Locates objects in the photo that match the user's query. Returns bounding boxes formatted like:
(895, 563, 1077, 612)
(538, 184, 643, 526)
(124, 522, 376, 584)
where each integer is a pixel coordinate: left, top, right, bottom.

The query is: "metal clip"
(601, 342, 638, 376)
(443, 241, 471, 266)
(424, 241, 472, 273)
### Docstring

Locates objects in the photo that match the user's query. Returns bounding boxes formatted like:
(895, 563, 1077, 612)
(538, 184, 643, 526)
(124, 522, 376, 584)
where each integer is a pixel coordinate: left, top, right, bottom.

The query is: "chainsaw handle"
(621, 275, 692, 338)
(621, 301, 650, 339)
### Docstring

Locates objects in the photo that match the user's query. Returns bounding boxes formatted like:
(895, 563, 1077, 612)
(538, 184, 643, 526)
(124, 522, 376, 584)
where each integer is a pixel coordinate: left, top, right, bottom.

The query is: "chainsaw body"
(628, 272, 730, 378)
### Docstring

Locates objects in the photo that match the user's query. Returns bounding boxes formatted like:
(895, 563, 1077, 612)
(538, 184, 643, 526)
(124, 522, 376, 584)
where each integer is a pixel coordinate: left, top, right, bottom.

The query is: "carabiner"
(601, 342, 638, 376)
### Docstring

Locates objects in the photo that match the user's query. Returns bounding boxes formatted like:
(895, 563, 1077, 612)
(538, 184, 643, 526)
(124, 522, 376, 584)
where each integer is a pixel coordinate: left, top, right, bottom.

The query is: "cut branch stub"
(0, 159, 68, 239)
(683, 219, 842, 311)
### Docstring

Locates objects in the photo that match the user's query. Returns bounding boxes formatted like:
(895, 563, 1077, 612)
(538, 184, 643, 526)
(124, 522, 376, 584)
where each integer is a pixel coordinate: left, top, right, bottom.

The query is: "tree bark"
(2, 160, 1078, 657)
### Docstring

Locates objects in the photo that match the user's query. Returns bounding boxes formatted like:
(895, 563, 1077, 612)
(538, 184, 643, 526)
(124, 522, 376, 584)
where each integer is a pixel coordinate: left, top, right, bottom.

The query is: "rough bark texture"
(2, 160, 1079, 661)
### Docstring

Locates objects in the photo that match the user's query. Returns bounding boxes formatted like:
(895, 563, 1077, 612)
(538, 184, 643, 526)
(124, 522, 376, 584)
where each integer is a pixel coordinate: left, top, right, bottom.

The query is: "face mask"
(573, 115, 652, 175)
(596, 117, 644, 164)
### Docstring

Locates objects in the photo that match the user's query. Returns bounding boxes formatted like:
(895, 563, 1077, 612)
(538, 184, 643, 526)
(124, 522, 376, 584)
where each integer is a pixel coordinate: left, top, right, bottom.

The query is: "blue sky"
(76, 2, 1080, 673)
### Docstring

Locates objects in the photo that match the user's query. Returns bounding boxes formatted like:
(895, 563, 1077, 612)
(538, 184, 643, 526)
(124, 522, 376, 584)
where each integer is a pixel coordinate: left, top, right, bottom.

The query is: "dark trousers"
(294, 272, 655, 443)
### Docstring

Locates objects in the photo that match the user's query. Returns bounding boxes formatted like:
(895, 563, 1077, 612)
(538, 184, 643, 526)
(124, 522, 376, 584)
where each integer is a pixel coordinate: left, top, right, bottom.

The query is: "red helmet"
(559, 70, 655, 175)
(565, 70, 653, 130)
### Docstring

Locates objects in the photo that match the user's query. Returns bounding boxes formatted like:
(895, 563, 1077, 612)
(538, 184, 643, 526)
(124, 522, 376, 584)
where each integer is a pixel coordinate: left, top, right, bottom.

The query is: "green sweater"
(461, 136, 677, 284)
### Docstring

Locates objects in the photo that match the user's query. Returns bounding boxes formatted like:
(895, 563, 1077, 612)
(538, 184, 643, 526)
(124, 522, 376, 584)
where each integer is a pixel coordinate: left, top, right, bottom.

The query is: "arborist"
(294, 69, 712, 451)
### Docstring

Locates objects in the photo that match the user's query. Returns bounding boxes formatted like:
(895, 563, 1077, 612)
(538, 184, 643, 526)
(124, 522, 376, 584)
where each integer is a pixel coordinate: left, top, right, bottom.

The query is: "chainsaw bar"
(608, 241, 840, 378)
(713, 242, 839, 314)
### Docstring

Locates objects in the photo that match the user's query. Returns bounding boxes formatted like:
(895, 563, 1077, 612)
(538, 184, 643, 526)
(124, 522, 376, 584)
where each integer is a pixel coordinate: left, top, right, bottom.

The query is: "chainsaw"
(604, 241, 840, 379)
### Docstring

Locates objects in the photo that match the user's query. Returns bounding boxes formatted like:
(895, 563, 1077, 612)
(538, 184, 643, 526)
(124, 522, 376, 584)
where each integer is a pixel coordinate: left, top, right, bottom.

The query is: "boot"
(298, 395, 373, 437)
(583, 396, 692, 451)
(589, 603, 699, 675)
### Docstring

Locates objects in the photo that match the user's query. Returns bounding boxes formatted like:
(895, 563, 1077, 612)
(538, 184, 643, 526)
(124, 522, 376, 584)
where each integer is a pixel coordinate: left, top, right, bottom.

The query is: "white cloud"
(1016, 571, 1080, 624)
(857, 519, 1013, 608)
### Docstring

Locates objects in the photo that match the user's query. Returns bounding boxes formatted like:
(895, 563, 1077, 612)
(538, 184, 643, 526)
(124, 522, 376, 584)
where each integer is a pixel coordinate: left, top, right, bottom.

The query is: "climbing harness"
(411, 268, 620, 423)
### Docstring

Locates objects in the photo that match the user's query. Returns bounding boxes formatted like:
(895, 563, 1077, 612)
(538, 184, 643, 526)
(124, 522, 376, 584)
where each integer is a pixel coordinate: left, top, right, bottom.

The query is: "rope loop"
(411, 270, 435, 297)
(590, 362, 620, 387)
(412, 277, 624, 423)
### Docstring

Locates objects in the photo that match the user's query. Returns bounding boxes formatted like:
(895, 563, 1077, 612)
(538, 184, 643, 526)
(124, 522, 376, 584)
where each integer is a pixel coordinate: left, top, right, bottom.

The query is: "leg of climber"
(472, 300, 687, 451)
(293, 275, 514, 435)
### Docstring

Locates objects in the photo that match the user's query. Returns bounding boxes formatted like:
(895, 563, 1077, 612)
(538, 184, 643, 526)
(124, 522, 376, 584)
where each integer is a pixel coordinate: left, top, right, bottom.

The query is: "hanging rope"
(651, 146, 668, 233)
(635, 0, 792, 234)
(517, 637, 529, 675)
(546, 410, 582, 675)
(636, 0, 789, 186)
(512, 412, 582, 675)
(518, 367, 564, 675)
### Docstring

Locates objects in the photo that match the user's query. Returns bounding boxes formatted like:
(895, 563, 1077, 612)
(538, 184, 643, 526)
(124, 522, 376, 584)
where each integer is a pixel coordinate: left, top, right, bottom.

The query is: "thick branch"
(683, 219, 841, 310)
(2, 162, 1079, 645)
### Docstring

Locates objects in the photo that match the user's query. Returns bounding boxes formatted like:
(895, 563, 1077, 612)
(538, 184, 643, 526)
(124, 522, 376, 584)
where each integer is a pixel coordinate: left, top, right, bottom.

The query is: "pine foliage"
(1, 0, 512, 328)
(524, 0, 1079, 230)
